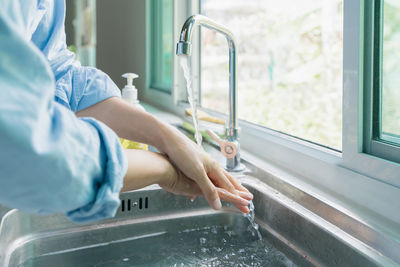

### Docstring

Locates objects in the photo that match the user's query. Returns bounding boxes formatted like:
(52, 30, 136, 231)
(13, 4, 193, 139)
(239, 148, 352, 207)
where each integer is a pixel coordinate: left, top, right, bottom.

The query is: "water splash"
(180, 56, 202, 146)
(244, 201, 263, 240)
(21, 224, 296, 267)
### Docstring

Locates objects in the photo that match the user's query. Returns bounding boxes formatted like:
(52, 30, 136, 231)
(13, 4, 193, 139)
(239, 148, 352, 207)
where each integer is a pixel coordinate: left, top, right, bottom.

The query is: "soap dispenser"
(119, 73, 148, 150)
(121, 73, 144, 110)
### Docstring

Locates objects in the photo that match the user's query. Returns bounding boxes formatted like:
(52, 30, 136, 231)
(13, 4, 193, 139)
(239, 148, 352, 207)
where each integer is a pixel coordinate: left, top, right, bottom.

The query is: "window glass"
(200, 0, 343, 149)
(65, 0, 97, 67)
(382, 1, 400, 139)
(149, 0, 174, 92)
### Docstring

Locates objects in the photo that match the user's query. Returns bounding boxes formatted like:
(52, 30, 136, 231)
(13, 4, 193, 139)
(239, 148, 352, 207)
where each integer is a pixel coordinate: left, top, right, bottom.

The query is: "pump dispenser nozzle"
(122, 73, 139, 87)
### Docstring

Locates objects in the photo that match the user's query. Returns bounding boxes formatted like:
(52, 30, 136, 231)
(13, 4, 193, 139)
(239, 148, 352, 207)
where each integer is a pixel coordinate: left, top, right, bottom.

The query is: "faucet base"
(225, 162, 246, 173)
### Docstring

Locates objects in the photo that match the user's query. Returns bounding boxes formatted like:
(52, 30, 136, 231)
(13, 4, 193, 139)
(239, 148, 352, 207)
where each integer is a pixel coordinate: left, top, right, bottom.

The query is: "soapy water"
(180, 56, 202, 146)
(22, 224, 296, 267)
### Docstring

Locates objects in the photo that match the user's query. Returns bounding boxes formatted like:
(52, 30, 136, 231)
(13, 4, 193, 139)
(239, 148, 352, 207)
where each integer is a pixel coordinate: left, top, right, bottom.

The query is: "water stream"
(179, 55, 262, 241)
(180, 56, 202, 146)
(244, 201, 263, 240)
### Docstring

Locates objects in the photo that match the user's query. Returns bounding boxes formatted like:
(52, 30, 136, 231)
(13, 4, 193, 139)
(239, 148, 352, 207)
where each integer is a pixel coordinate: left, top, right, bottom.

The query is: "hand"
(76, 98, 253, 212)
(122, 149, 252, 213)
(159, 124, 253, 212)
(160, 159, 253, 213)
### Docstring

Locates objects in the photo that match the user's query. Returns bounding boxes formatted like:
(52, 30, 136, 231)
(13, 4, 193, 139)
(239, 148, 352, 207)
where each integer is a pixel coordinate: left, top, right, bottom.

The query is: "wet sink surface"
(19, 213, 294, 267)
(1, 134, 399, 266)
(0, 184, 299, 267)
(1, 177, 395, 267)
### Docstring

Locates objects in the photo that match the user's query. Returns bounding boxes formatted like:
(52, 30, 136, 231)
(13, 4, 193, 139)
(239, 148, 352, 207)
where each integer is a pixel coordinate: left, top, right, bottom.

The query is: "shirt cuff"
(66, 117, 127, 223)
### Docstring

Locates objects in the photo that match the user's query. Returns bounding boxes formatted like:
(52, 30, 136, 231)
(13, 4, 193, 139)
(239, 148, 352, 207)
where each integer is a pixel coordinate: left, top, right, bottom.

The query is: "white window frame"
(142, 0, 400, 220)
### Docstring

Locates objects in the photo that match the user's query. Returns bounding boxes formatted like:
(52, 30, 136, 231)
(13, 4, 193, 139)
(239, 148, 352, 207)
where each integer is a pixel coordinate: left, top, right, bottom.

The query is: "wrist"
(152, 119, 180, 154)
(156, 155, 176, 188)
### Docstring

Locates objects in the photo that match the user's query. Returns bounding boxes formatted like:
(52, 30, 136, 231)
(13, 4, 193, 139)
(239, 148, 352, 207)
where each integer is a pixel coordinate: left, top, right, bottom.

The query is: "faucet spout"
(176, 15, 244, 172)
(176, 15, 235, 56)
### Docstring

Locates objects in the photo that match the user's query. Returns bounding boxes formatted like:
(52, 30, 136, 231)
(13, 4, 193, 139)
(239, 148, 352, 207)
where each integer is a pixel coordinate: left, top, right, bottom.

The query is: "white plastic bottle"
(120, 73, 148, 150)
(121, 73, 145, 111)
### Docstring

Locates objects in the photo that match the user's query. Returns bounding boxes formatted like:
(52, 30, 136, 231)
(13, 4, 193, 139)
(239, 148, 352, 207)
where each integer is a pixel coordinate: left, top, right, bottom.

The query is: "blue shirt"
(0, 0, 127, 222)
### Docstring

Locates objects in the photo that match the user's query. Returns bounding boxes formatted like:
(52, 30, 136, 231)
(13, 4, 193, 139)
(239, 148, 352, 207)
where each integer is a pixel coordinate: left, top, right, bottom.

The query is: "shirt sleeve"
(0, 0, 127, 223)
(31, 0, 121, 112)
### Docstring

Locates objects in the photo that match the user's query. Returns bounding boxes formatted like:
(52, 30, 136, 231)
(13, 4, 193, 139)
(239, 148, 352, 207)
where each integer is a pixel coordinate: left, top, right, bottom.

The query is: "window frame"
(341, 0, 400, 185)
(147, 0, 174, 93)
(362, 0, 400, 164)
(144, 0, 400, 191)
(143, 0, 200, 114)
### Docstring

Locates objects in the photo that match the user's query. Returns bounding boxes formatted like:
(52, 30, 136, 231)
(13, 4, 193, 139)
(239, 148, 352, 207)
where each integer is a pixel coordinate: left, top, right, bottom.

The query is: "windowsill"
(141, 101, 400, 244)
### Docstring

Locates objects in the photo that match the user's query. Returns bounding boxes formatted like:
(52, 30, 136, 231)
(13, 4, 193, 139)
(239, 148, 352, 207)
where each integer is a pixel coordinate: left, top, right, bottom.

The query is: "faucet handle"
(207, 130, 237, 159)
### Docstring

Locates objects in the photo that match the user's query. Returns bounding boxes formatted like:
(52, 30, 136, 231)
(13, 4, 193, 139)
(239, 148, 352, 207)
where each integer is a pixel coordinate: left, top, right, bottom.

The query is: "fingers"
(237, 190, 253, 201)
(236, 205, 250, 213)
(193, 162, 253, 213)
(166, 173, 250, 214)
(223, 170, 252, 194)
(207, 162, 237, 195)
(216, 188, 250, 207)
(216, 188, 251, 214)
(195, 170, 222, 210)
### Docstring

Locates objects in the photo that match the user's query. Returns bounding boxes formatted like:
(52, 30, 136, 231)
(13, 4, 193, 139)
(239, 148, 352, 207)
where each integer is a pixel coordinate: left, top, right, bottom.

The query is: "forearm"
(76, 97, 172, 152)
(121, 149, 171, 192)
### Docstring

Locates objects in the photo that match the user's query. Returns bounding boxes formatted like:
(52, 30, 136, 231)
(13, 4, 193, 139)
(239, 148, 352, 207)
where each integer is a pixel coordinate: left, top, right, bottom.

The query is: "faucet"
(176, 15, 244, 172)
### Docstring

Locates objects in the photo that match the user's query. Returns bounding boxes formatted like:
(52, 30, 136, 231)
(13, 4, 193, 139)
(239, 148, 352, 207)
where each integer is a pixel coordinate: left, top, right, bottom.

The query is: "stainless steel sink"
(0, 129, 399, 266)
(0, 175, 398, 266)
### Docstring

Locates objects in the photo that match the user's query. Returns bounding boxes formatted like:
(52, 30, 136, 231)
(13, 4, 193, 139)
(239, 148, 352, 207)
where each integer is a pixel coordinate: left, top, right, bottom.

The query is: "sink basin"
(0, 175, 397, 266)
(0, 127, 399, 266)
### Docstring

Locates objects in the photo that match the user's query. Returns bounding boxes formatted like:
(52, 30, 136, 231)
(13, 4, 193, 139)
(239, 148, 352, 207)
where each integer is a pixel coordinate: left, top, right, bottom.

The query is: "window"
(65, 0, 97, 67)
(363, 0, 400, 164)
(200, 0, 343, 150)
(145, 0, 400, 187)
(148, 0, 174, 92)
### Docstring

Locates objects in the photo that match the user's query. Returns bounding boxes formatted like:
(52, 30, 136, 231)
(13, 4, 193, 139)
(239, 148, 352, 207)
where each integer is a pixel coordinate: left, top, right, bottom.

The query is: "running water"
(180, 56, 202, 145)
(180, 56, 261, 240)
(244, 201, 263, 240)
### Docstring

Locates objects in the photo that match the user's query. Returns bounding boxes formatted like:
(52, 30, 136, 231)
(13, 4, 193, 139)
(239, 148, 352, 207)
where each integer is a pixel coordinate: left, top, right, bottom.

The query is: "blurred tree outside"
(200, 0, 343, 149)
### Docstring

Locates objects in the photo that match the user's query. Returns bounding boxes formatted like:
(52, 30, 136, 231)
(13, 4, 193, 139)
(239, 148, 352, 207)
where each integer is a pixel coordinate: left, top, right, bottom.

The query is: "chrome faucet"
(176, 15, 244, 172)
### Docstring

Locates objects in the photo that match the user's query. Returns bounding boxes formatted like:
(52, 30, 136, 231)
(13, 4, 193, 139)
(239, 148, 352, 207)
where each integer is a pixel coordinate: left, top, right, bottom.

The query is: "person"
(0, 0, 252, 223)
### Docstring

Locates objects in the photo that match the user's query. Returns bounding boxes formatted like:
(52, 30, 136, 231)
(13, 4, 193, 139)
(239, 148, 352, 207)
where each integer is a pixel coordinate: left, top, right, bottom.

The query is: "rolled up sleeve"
(0, 0, 127, 223)
(67, 118, 127, 222)
(31, 0, 121, 112)
(54, 62, 122, 112)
